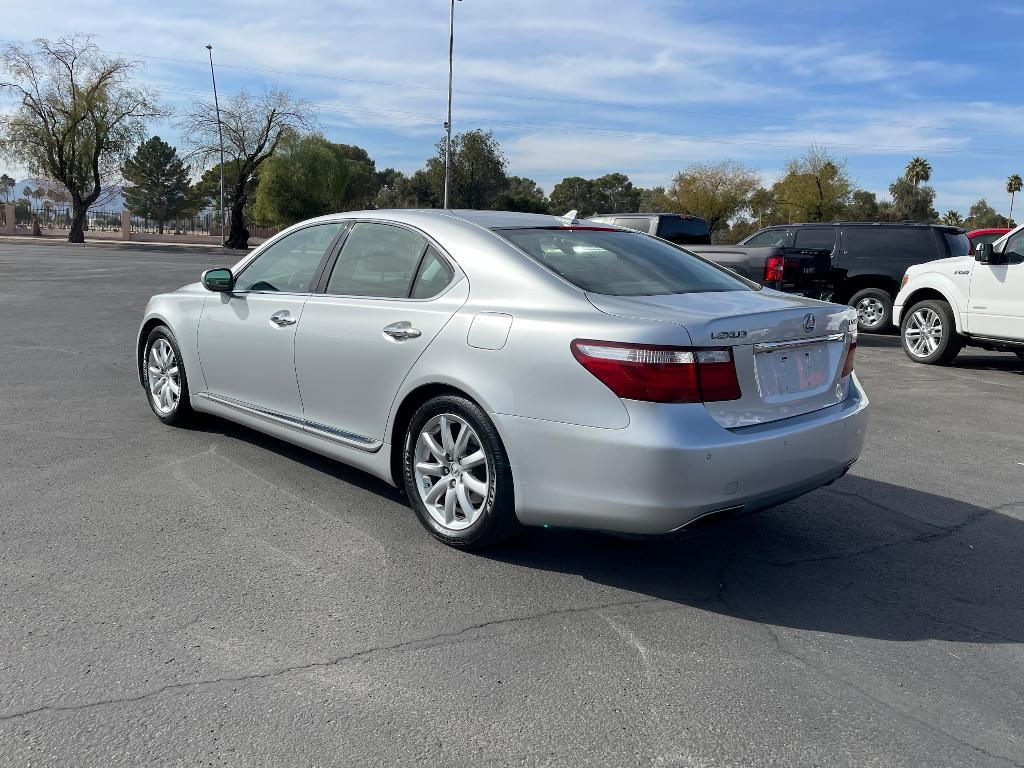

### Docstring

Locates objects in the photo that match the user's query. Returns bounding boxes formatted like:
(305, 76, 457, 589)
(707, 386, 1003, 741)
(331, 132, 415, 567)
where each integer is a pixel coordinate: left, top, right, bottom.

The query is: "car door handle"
(270, 311, 297, 327)
(383, 321, 422, 340)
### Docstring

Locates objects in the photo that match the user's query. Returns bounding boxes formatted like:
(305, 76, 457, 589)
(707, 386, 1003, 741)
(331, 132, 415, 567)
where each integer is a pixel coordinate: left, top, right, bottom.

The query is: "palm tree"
(1007, 174, 1022, 225)
(941, 210, 965, 227)
(905, 157, 932, 187)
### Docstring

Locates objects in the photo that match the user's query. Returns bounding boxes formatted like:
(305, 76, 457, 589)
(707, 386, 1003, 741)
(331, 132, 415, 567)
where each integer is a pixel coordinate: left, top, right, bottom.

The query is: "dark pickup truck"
(586, 213, 832, 296)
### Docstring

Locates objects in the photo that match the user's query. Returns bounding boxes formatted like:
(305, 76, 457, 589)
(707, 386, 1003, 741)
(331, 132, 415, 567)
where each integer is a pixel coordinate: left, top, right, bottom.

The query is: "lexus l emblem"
(803, 313, 816, 333)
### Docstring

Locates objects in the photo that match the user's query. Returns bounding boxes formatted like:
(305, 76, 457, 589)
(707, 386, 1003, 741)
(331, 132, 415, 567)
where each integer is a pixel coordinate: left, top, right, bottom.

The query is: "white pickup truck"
(894, 224, 1024, 365)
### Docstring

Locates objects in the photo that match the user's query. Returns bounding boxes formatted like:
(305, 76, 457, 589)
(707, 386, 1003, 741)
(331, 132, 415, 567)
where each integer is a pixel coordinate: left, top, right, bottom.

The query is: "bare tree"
(181, 89, 313, 249)
(0, 36, 162, 242)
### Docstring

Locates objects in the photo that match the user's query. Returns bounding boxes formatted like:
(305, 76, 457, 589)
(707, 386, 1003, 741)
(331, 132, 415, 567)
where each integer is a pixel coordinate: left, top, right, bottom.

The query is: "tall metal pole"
(443, 0, 458, 209)
(206, 44, 226, 246)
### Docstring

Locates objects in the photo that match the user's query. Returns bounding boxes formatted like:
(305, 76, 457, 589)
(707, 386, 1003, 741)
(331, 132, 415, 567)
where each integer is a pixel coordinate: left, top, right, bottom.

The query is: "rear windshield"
(496, 227, 751, 296)
(944, 232, 970, 257)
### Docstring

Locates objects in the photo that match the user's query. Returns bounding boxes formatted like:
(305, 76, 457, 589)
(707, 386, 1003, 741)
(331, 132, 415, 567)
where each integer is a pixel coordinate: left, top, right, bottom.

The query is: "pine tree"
(122, 136, 193, 233)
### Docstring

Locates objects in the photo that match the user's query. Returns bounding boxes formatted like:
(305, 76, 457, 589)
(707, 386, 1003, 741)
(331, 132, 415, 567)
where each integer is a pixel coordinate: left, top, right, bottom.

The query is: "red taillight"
(764, 255, 785, 283)
(570, 340, 741, 403)
(841, 338, 857, 377)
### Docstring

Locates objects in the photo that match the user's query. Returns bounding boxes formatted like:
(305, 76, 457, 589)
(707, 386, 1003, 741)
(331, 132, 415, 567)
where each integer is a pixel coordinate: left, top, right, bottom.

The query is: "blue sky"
(2, 0, 1022, 216)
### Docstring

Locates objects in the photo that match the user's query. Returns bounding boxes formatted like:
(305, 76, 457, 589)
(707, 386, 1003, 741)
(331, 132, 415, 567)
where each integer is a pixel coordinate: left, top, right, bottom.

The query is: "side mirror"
(201, 268, 234, 292)
(975, 243, 996, 264)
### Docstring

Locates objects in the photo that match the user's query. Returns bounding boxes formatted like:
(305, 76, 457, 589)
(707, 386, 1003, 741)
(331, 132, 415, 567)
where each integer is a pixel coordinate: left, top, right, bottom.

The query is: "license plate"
(756, 344, 829, 396)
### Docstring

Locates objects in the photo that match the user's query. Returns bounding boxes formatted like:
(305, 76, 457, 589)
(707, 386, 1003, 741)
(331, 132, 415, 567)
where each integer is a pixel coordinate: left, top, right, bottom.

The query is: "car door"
(295, 221, 468, 446)
(197, 222, 345, 416)
(967, 228, 1024, 340)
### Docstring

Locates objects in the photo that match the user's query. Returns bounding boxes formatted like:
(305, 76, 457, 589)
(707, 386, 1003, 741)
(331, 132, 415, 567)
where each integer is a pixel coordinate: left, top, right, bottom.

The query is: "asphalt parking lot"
(1, 240, 1022, 767)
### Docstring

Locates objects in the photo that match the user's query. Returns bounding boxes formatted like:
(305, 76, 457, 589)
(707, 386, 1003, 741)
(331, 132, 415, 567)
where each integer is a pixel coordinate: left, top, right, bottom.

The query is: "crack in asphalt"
(0, 596, 659, 725)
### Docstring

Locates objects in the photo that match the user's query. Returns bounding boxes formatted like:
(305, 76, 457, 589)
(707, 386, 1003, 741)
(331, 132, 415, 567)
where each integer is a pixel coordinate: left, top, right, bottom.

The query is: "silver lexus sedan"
(138, 210, 868, 549)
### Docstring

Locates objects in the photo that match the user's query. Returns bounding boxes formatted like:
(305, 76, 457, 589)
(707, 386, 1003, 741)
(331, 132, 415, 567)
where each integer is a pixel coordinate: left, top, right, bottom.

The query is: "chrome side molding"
(193, 392, 382, 452)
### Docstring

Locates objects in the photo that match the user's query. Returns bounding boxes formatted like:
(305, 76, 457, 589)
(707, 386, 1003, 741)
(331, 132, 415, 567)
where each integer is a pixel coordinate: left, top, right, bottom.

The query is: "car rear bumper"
(493, 375, 869, 534)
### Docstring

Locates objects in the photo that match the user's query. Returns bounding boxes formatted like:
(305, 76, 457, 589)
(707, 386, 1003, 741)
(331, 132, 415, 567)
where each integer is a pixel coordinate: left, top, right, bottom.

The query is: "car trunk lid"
(587, 290, 857, 427)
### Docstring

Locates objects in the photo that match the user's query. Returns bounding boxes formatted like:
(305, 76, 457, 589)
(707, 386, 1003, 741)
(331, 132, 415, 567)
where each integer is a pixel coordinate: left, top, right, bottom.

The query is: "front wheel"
(403, 395, 518, 549)
(901, 300, 962, 365)
(141, 326, 194, 425)
(849, 288, 893, 334)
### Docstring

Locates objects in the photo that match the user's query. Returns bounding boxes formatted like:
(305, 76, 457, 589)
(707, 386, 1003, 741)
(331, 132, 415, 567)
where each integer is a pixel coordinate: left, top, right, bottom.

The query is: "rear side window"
(326, 222, 427, 298)
(969, 232, 1002, 248)
(943, 232, 970, 257)
(656, 216, 711, 245)
(612, 217, 652, 234)
(845, 227, 934, 261)
(794, 227, 836, 251)
(742, 228, 790, 247)
(411, 246, 454, 299)
(496, 227, 751, 296)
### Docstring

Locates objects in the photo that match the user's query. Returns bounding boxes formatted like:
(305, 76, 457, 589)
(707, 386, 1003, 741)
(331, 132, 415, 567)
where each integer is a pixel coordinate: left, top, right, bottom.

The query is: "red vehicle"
(967, 228, 1011, 253)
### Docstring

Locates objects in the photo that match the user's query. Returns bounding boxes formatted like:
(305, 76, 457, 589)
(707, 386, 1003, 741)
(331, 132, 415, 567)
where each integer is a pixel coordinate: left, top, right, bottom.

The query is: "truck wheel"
(901, 300, 962, 365)
(849, 288, 893, 333)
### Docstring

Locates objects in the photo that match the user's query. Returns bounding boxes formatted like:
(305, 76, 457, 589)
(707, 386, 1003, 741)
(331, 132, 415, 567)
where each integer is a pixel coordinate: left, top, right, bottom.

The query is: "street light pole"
(443, 0, 460, 209)
(205, 44, 226, 247)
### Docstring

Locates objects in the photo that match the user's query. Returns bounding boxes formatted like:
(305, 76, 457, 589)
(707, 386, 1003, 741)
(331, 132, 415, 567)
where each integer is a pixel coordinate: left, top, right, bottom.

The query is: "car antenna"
(560, 209, 580, 225)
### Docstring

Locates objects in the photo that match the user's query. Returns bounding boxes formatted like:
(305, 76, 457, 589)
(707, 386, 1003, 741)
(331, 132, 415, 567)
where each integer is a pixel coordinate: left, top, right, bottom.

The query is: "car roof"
(307, 208, 582, 230)
(967, 228, 1011, 237)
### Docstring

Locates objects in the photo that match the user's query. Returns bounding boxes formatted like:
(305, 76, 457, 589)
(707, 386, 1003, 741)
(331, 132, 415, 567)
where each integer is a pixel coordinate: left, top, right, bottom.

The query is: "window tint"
(742, 228, 790, 247)
(794, 227, 836, 251)
(234, 223, 343, 293)
(845, 227, 934, 261)
(496, 228, 750, 296)
(656, 216, 711, 245)
(613, 217, 652, 234)
(1004, 230, 1024, 261)
(943, 232, 970, 257)
(326, 222, 427, 298)
(411, 246, 455, 299)
(970, 232, 1003, 248)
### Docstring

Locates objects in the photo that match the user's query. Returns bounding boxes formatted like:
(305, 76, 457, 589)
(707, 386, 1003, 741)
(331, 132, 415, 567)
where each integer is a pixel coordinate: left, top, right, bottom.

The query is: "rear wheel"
(403, 395, 517, 549)
(901, 300, 962, 365)
(849, 288, 893, 334)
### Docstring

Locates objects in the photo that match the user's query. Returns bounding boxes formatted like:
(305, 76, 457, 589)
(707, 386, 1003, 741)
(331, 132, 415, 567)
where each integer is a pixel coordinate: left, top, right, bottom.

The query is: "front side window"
(1003, 230, 1024, 262)
(742, 228, 790, 247)
(970, 232, 1003, 248)
(234, 223, 343, 293)
(325, 222, 427, 298)
(496, 227, 751, 296)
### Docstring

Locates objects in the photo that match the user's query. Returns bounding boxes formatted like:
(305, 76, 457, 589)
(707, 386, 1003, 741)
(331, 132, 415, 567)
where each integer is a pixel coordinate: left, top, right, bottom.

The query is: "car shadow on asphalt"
(859, 332, 1024, 374)
(482, 475, 1024, 644)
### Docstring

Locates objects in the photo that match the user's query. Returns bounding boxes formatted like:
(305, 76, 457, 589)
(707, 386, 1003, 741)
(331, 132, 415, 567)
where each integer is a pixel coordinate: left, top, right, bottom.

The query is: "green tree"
(888, 176, 937, 222)
(252, 133, 354, 226)
(0, 173, 14, 203)
(846, 189, 881, 221)
(748, 187, 776, 227)
(548, 176, 600, 216)
(374, 169, 438, 209)
(966, 199, 1009, 229)
(424, 129, 508, 209)
(941, 210, 965, 227)
(905, 157, 933, 187)
(1007, 174, 1022, 225)
(0, 36, 162, 242)
(592, 172, 641, 213)
(332, 144, 379, 209)
(495, 175, 548, 213)
(668, 160, 760, 234)
(770, 147, 853, 222)
(182, 88, 313, 248)
(122, 136, 194, 233)
(636, 186, 672, 212)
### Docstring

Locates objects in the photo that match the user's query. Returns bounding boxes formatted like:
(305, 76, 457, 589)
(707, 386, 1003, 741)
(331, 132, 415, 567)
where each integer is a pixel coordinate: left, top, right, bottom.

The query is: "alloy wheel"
(856, 296, 886, 329)
(147, 338, 181, 414)
(413, 414, 491, 531)
(904, 307, 944, 358)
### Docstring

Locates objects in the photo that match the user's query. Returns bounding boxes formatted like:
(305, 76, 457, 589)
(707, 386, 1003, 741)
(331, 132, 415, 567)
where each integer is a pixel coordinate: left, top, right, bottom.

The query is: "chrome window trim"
(194, 392, 382, 452)
(318, 218, 463, 302)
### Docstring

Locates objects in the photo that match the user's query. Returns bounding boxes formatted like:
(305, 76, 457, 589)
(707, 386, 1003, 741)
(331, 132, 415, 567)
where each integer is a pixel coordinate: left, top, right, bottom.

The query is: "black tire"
(900, 300, 963, 365)
(402, 395, 518, 550)
(1016, 352, 1024, 362)
(140, 325, 194, 426)
(848, 287, 894, 334)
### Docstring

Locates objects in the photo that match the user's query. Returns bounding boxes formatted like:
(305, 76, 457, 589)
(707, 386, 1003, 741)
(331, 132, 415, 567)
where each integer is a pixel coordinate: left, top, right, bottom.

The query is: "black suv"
(588, 213, 712, 245)
(740, 222, 971, 332)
